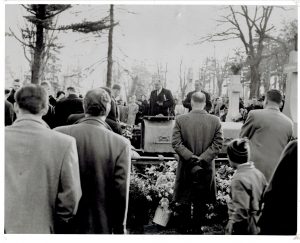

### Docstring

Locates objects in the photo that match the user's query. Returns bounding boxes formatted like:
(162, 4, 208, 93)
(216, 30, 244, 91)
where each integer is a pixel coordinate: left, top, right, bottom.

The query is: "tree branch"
(9, 27, 34, 48)
(229, 6, 249, 53)
(22, 45, 31, 63)
(21, 4, 36, 15)
(45, 5, 72, 19)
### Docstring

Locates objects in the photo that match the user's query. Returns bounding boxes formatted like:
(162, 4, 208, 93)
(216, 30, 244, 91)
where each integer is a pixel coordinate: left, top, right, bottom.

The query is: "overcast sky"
(5, 3, 297, 93)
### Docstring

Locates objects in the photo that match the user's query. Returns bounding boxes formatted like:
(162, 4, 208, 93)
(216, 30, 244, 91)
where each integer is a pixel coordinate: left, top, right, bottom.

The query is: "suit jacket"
(240, 107, 293, 182)
(108, 97, 119, 122)
(54, 94, 84, 127)
(55, 117, 131, 234)
(182, 90, 212, 112)
(6, 89, 16, 105)
(172, 110, 223, 203)
(5, 100, 15, 126)
(258, 140, 297, 235)
(42, 104, 56, 129)
(5, 115, 81, 233)
(149, 88, 174, 116)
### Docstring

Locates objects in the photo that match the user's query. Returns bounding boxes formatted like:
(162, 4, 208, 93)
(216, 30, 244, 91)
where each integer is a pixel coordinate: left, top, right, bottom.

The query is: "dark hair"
(191, 91, 206, 103)
(15, 84, 48, 114)
(227, 138, 249, 164)
(112, 84, 121, 90)
(84, 88, 111, 116)
(67, 86, 76, 92)
(56, 91, 65, 98)
(266, 89, 282, 104)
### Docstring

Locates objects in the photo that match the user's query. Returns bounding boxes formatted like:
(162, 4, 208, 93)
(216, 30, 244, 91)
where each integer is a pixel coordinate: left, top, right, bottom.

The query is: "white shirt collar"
(157, 87, 163, 95)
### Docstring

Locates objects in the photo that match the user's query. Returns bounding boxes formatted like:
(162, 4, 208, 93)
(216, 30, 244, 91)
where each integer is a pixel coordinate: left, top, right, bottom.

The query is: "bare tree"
(179, 59, 188, 99)
(216, 56, 230, 97)
(9, 4, 115, 84)
(106, 4, 114, 88)
(197, 6, 276, 98)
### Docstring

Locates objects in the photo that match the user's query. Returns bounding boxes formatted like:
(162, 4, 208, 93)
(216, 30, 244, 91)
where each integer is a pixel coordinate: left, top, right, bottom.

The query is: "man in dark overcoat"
(182, 80, 212, 113)
(55, 88, 131, 234)
(149, 79, 174, 116)
(7, 79, 21, 105)
(54, 86, 84, 127)
(258, 140, 297, 235)
(172, 91, 223, 234)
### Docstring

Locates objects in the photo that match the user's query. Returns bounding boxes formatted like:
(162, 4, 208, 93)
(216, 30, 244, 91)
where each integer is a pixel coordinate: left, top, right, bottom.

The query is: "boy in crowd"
(226, 138, 267, 235)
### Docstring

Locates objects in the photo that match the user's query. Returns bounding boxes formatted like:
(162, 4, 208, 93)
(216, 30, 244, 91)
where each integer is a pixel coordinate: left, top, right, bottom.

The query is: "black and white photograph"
(3, 0, 298, 239)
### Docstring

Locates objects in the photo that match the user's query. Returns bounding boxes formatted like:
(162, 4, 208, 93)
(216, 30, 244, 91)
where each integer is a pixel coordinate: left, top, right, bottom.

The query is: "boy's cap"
(227, 138, 249, 164)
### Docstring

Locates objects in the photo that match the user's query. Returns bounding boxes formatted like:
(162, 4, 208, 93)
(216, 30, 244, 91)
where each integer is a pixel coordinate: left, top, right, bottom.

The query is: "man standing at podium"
(149, 79, 174, 116)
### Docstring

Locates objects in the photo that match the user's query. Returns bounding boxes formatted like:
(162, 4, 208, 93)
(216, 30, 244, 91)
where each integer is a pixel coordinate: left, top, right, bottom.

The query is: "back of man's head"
(191, 91, 206, 104)
(15, 84, 48, 114)
(265, 89, 282, 105)
(67, 86, 76, 94)
(84, 88, 111, 116)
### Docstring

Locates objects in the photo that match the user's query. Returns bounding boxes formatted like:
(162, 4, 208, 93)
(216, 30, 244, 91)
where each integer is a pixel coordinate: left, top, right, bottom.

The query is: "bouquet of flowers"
(153, 172, 175, 227)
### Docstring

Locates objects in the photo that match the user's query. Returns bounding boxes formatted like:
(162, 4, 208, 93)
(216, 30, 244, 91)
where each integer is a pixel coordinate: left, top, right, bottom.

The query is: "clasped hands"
(189, 155, 208, 170)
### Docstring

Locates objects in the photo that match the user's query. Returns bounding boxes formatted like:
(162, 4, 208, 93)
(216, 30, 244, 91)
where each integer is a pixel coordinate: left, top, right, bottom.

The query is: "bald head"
(83, 88, 111, 117)
(191, 91, 206, 110)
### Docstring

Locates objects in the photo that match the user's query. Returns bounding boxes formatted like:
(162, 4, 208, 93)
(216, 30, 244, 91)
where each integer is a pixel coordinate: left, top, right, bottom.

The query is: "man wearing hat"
(226, 138, 267, 235)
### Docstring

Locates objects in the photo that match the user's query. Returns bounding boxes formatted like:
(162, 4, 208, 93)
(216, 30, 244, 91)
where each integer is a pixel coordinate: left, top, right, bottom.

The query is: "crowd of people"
(4, 78, 297, 235)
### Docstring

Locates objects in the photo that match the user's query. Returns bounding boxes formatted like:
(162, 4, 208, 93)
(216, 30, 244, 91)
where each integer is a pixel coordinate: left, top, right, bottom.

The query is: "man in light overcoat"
(172, 91, 223, 234)
(5, 84, 82, 233)
(240, 89, 293, 182)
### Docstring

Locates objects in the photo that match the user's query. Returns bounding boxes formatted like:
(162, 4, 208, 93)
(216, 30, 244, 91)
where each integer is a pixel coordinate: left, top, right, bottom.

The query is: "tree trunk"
(249, 64, 261, 98)
(262, 72, 270, 93)
(106, 4, 114, 88)
(129, 76, 138, 97)
(31, 5, 46, 84)
(217, 79, 222, 97)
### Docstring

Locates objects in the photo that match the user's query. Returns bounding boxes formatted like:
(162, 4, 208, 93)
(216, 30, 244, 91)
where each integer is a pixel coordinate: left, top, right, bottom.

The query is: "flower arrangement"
(128, 161, 177, 230)
(128, 160, 235, 233)
(205, 164, 234, 226)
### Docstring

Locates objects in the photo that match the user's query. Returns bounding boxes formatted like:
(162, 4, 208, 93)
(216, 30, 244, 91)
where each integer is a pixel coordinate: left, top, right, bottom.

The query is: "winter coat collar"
(75, 116, 112, 131)
(13, 114, 50, 128)
(236, 161, 255, 172)
(190, 109, 207, 114)
(265, 106, 280, 112)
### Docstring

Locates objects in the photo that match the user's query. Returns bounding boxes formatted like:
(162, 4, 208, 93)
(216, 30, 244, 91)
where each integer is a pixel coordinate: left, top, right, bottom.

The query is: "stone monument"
(282, 49, 297, 137)
(226, 74, 243, 122)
